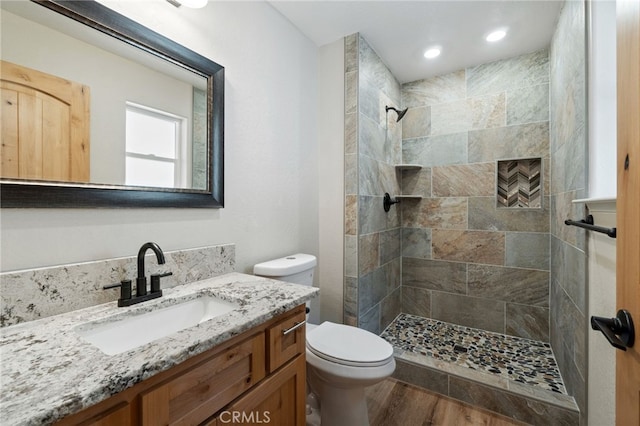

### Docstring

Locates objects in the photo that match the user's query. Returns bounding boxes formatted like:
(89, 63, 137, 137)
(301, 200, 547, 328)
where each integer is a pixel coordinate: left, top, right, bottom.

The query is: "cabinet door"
(224, 355, 306, 426)
(140, 333, 265, 426)
(266, 308, 305, 373)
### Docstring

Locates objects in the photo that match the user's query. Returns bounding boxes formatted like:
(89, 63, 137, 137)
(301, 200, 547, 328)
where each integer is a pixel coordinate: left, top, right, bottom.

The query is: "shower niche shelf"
(395, 164, 422, 171)
(396, 195, 422, 199)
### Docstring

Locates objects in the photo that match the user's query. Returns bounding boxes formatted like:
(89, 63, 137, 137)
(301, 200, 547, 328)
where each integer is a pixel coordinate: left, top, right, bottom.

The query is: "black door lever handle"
(591, 309, 635, 351)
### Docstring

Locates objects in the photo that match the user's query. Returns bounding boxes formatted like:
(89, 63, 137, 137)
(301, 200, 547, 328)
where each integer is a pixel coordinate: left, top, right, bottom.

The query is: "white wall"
(0, 1, 320, 277)
(586, 2, 617, 424)
(317, 39, 345, 323)
(588, 0, 617, 199)
(587, 201, 617, 426)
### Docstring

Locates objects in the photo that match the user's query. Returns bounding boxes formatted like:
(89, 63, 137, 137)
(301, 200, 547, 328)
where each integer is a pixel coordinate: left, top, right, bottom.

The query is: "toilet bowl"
(254, 254, 396, 426)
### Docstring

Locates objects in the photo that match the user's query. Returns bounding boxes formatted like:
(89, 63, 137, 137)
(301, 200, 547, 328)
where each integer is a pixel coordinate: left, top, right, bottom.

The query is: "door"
(616, 0, 640, 424)
(0, 60, 90, 182)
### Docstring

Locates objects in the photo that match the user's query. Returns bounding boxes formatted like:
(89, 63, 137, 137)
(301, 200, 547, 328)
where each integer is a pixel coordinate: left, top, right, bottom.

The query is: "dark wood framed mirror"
(0, 0, 224, 208)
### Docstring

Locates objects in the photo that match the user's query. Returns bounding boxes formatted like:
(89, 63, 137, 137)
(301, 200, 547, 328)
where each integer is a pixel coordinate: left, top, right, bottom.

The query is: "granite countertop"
(0, 272, 318, 425)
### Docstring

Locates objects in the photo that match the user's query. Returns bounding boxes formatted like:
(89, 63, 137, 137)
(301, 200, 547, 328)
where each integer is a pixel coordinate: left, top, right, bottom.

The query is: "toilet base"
(318, 386, 369, 426)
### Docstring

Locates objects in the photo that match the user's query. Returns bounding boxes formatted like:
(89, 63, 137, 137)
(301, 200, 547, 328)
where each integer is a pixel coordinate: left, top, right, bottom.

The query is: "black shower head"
(385, 106, 409, 122)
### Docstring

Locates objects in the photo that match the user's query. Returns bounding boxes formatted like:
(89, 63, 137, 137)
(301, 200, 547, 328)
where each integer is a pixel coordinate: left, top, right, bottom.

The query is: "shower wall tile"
(344, 235, 357, 277)
(358, 233, 379, 276)
(466, 48, 549, 98)
(506, 303, 550, 341)
(402, 69, 466, 108)
(345, 112, 357, 155)
(550, 190, 587, 251)
(432, 162, 495, 197)
(344, 34, 358, 73)
(380, 287, 401, 331)
(468, 196, 550, 233)
(359, 195, 399, 235)
(467, 264, 549, 306)
(402, 133, 468, 167)
(359, 36, 401, 105)
(432, 230, 505, 265)
(379, 228, 401, 265)
(507, 83, 550, 125)
(359, 304, 380, 334)
(431, 292, 505, 333)
(468, 122, 549, 163)
(384, 257, 402, 294)
(401, 168, 431, 197)
(344, 276, 358, 325)
(358, 267, 387, 315)
(344, 154, 357, 194)
(402, 197, 467, 229)
(402, 286, 431, 318)
(345, 71, 358, 115)
(345, 195, 357, 235)
(430, 93, 505, 136)
(505, 232, 550, 270)
(401, 227, 431, 259)
(359, 113, 386, 161)
(359, 80, 384, 126)
(402, 257, 467, 294)
(402, 106, 431, 139)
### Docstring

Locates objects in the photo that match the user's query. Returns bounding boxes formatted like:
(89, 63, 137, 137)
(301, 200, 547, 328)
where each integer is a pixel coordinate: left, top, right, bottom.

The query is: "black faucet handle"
(103, 280, 132, 302)
(150, 272, 172, 294)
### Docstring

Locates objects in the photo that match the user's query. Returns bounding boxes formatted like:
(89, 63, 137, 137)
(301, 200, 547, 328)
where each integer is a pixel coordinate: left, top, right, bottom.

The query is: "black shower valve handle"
(383, 192, 400, 212)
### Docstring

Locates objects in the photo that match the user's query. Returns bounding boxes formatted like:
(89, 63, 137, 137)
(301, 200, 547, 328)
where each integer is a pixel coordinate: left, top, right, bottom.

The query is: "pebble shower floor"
(380, 313, 567, 394)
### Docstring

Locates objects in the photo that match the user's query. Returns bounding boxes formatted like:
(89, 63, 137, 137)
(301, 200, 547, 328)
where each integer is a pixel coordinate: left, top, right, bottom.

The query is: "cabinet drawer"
(140, 333, 265, 426)
(266, 308, 305, 373)
(221, 354, 306, 426)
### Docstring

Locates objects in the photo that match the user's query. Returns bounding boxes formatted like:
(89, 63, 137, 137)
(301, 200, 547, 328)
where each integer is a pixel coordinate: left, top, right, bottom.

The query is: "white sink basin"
(76, 295, 238, 355)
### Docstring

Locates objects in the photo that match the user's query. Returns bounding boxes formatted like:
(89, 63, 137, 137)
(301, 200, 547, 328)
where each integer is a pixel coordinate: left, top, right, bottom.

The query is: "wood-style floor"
(365, 378, 528, 426)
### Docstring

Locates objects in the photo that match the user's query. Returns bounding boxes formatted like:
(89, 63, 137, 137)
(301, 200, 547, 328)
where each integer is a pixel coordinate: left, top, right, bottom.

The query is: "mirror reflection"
(1, 1, 208, 190)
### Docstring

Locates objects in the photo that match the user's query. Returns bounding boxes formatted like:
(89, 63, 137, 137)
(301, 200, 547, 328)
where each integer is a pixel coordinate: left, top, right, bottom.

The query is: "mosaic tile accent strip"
(381, 313, 566, 394)
(497, 158, 542, 208)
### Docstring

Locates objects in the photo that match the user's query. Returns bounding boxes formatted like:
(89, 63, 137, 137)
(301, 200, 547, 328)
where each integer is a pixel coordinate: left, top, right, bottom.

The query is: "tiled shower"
(343, 1, 587, 423)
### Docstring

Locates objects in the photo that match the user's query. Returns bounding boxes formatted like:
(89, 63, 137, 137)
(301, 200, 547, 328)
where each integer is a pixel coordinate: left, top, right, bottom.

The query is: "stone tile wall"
(549, 1, 588, 423)
(344, 34, 403, 333)
(399, 49, 551, 341)
(0, 244, 235, 327)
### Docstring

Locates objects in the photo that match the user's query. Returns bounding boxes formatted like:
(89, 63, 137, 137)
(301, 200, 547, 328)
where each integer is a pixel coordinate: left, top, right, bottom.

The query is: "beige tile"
(469, 196, 550, 233)
(402, 70, 466, 108)
(358, 233, 379, 276)
(403, 197, 467, 229)
(431, 292, 505, 333)
(467, 264, 549, 306)
(402, 257, 467, 293)
(345, 195, 357, 235)
(432, 229, 505, 265)
(402, 106, 431, 139)
(432, 162, 495, 197)
(402, 286, 431, 317)
(468, 122, 549, 163)
(401, 168, 431, 197)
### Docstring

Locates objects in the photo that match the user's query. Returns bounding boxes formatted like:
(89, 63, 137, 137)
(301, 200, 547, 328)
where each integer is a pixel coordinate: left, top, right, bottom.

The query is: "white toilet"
(254, 254, 396, 426)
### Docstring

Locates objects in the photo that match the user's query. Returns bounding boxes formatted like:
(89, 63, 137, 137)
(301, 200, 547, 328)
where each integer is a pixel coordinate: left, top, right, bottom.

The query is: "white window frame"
(125, 102, 191, 188)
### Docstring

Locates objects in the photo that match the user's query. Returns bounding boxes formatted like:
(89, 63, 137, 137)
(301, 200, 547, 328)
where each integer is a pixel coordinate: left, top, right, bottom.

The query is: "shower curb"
(391, 353, 580, 425)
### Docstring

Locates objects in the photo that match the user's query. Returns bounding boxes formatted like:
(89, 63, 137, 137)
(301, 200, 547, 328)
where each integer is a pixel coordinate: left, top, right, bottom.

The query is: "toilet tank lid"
(253, 253, 317, 277)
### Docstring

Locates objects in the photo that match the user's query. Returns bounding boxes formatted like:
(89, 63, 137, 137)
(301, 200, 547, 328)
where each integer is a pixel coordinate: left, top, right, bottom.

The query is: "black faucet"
(104, 242, 172, 307)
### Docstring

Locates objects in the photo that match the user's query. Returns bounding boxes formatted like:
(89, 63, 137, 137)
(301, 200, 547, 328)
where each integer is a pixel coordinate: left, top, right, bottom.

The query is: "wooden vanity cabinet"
(56, 305, 306, 426)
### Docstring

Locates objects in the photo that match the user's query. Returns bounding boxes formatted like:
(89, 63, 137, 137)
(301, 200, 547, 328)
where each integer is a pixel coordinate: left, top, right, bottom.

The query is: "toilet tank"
(253, 253, 317, 286)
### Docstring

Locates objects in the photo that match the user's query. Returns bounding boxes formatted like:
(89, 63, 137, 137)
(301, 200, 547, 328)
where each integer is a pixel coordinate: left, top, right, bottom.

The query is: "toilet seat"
(306, 321, 394, 367)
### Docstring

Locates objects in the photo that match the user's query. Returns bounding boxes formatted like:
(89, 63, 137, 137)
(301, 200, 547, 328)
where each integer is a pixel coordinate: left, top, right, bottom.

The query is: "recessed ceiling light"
(486, 30, 507, 42)
(424, 48, 441, 59)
